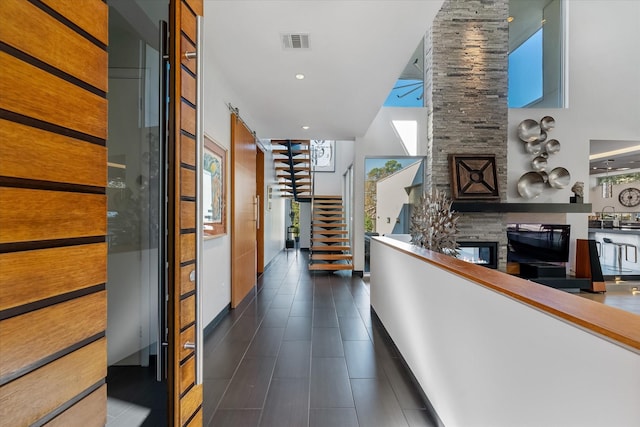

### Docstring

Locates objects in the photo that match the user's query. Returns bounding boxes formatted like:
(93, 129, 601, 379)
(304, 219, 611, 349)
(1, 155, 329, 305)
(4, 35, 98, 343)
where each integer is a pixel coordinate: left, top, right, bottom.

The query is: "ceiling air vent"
(281, 33, 310, 50)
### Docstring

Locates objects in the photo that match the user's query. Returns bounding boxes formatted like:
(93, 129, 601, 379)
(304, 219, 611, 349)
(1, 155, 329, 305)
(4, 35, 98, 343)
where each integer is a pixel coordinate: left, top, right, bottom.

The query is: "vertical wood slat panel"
(181, 134, 196, 167)
(0, 243, 106, 311)
(180, 294, 196, 330)
(0, 188, 106, 244)
(180, 233, 196, 264)
(0, 291, 107, 381)
(180, 326, 195, 362)
(0, 338, 106, 427)
(39, 0, 109, 46)
(180, 264, 196, 296)
(180, 384, 203, 427)
(44, 384, 107, 427)
(0, 0, 107, 92)
(181, 70, 196, 106)
(181, 1, 197, 43)
(181, 167, 196, 198)
(0, 51, 107, 139)
(181, 35, 197, 75)
(180, 355, 195, 395)
(0, 119, 107, 187)
(181, 201, 196, 230)
(181, 100, 196, 136)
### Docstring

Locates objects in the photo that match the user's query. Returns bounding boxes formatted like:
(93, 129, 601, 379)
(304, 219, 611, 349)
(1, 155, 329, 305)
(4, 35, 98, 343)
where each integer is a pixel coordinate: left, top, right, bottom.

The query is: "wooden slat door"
(0, 0, 108, 425)
(169, 0, 204, 426)
(231, 115, 258, 307)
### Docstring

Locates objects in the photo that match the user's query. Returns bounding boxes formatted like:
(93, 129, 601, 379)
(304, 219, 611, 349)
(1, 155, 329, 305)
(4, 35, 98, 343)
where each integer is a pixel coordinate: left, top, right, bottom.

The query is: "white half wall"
(371, 237, 640, 427)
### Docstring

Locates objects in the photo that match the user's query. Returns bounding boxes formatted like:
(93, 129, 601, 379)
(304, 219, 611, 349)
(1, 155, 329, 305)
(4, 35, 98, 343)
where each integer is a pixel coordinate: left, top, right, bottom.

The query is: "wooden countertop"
(373, 236, 640, 352)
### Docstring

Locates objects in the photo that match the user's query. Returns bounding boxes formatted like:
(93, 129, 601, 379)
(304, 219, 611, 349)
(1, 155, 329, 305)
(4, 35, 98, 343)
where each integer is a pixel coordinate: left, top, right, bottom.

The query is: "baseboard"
(204, 303, 231, 338)
(371, 307, 445, 427)
(352, 270, 363, 277)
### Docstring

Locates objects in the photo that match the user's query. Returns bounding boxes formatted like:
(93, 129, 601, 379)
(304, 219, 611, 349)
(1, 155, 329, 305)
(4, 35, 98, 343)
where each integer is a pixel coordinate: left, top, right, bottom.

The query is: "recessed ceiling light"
(295, 73, 305, 80)
(301, 125, 310, 130)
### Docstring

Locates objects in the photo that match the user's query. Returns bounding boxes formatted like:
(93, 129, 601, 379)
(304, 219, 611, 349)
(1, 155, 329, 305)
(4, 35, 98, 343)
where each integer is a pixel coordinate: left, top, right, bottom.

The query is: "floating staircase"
(271, 139, 311, 201)
(309, 196, 353, 271)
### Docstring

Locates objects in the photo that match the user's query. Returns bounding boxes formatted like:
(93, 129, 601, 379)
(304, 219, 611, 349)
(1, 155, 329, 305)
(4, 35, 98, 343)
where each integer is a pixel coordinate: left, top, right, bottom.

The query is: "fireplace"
(456, 241, 498, 269)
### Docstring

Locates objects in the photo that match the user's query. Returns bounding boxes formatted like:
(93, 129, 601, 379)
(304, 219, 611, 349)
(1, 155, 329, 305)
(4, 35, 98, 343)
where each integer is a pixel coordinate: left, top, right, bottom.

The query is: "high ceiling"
(204, 0, 445, 140)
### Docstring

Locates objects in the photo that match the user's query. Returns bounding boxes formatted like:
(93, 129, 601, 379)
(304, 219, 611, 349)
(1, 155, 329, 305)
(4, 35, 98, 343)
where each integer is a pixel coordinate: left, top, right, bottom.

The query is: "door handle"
(184, 341, 196, 350)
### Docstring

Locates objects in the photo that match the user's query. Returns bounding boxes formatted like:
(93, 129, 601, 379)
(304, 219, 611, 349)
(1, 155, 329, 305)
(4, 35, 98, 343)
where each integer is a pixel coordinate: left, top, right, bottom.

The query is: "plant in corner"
(410, 189, 459, 255)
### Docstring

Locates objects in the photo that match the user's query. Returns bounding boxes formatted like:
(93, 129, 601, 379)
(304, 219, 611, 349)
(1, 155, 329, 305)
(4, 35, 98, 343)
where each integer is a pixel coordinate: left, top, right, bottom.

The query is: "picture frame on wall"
(311, 140, 335, 172)
(203, 135, 227, 238)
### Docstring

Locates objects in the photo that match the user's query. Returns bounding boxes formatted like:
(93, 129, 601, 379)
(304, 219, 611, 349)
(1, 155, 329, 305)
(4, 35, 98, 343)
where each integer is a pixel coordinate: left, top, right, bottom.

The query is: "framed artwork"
(448, 154, 499, 200)
(311, 140, 335, 172)
(203, 135, 227, 238)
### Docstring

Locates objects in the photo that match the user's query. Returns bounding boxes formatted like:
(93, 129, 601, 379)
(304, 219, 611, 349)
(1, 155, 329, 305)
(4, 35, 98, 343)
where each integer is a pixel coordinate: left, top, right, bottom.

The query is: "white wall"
(313, 140, 355, 196)
(375, 161, 421, 235)
(354, 107, 428, 271)
(262, 148, 286, 264)
(201, 10, 282, 326)
(371, 237, 640, 427)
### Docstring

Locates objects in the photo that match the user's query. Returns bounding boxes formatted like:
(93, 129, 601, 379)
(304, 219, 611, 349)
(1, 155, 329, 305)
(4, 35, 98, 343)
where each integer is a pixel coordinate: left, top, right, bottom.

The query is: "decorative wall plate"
(449, 154, 500, 200)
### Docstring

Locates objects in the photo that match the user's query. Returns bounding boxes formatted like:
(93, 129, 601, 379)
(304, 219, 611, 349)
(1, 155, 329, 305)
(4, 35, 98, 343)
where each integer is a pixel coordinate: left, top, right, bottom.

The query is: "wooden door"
(169, 0, 203, 425)
(231, 115, 258, 307)
(0, 0, 109, 425)
(257, 147, 265, 274)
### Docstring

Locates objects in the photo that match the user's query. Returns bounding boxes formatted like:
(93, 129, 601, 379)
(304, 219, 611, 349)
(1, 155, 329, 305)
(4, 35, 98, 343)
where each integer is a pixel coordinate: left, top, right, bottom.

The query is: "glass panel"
(508, 0, 564, 108)
(383, 38, 424, 107)
(364, 157, 425, 272)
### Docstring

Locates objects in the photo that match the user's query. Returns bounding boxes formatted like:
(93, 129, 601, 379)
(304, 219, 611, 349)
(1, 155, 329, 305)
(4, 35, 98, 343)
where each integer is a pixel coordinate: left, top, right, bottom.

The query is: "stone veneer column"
(425, 0, 510, 269)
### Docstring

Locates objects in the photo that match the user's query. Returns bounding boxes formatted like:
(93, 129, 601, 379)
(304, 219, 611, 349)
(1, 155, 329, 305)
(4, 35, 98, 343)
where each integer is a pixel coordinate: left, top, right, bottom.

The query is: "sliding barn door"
(0, 0, 108, 425)
(231, 115, 258, 307)
(169, 0, 204, 425)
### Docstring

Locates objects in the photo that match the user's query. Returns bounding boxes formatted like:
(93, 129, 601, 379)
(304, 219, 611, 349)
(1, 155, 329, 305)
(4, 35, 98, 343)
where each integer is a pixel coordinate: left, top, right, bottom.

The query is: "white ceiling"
(204, 0, 445, 140)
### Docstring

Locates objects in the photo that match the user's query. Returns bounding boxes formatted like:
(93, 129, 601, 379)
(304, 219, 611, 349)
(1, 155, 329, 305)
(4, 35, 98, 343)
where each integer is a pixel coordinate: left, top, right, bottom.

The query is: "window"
(508, 0, 564, 108)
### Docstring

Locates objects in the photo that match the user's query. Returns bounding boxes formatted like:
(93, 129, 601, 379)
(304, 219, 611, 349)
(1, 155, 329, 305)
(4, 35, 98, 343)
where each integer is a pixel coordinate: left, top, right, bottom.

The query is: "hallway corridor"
(203, 250, 438, 427)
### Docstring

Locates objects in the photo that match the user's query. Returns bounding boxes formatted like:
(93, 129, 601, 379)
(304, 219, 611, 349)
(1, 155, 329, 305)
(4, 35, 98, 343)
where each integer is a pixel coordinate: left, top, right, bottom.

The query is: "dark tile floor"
(203, 250, 438, 427)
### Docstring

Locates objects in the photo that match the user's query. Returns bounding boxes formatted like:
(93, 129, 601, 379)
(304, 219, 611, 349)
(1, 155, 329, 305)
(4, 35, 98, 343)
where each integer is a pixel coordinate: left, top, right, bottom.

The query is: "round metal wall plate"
(540, 116, 555, 131)
(517, 171, 545, 199)
(545, 139, 560, 154)
(548, 167, 571, 189)
(532, 156, 548, 171)
(517, 119, 541, 143)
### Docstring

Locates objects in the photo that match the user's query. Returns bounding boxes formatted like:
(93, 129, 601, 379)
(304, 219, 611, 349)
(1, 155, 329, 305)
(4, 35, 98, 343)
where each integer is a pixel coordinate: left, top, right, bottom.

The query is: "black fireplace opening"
(456, 241, 498, 269)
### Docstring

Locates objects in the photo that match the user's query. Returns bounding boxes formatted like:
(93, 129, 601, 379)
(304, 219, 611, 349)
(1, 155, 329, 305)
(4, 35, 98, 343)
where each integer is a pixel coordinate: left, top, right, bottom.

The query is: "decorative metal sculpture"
(516, 116, 571, 198)
(410, 189, 459, 255)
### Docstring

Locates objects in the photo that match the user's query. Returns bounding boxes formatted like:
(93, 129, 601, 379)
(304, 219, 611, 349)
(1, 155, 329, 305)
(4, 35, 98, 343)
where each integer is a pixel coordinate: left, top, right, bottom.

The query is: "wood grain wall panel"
(0, 0, 107, 92)
(0, 52, 107, 139)
(180, 326, 195, 362)
(0, 120, 107, 187)
(180, 384, 202, 427)
(0, 338, 106, 427)
(180, 233, 196, 264)
(180, 294, 196, 330)
(44, 384, 107, 427)
(181, 70, 196, 106)
(0, 243, 106, 311)
(39, 0, 109, 46)
(0, 291, 106, 381)
(181, 101, 196, 136)
(180, 264, 196, 296)
(184, 0, 204, 18)
(0, 188, 106, 244)
(180, 355, 195, 395)
(181, 2, 197, 44)
(181, 134, 196, 167)
(181, 35, 197, 75)
(186, 409, 203, 427)
(181, 168, 196, 198)
(181, 201, 196, 230)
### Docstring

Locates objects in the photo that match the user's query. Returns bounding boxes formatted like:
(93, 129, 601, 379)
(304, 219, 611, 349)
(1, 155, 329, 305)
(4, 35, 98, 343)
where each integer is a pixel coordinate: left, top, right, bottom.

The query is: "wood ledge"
(373, 236, 640, 352)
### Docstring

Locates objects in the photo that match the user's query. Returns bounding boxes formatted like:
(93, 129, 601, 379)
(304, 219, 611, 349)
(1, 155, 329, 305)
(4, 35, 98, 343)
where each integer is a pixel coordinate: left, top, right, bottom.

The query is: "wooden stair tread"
(311, 245, 350, 251)
(313, 230, 347, 235)
(311, 254, 352, 261)
(313, 223, 346, 228)
(311, 237, 349, 243)
(309, 263, 353, 271)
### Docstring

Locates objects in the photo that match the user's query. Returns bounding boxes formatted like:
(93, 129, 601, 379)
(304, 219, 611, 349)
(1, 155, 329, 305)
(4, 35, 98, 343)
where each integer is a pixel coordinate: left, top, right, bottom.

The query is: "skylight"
(392, 120, 418, 155)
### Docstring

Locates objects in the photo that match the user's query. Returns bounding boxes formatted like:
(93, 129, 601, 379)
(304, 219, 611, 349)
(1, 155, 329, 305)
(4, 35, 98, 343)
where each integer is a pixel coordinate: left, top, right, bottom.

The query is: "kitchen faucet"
(601, 206, 616, 228)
